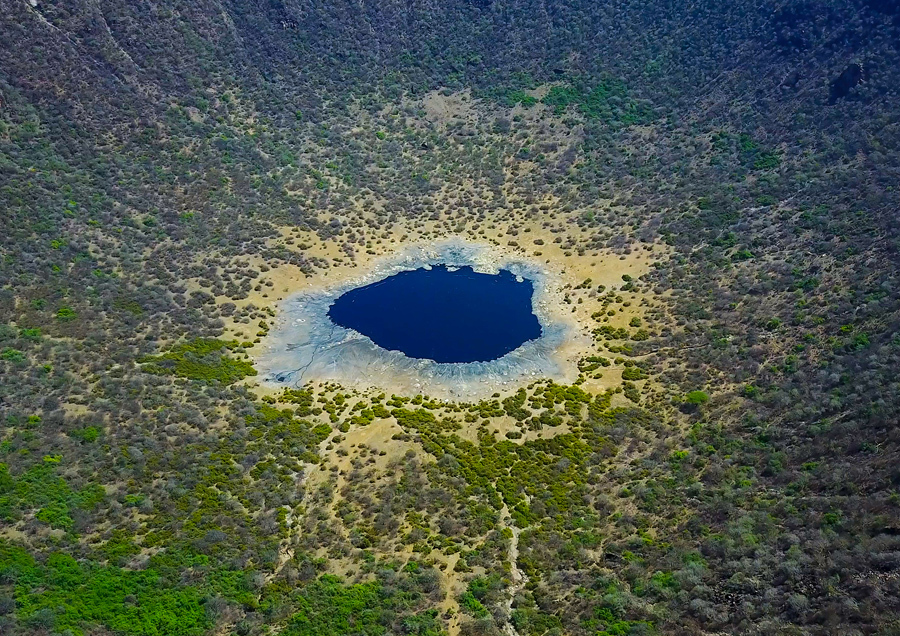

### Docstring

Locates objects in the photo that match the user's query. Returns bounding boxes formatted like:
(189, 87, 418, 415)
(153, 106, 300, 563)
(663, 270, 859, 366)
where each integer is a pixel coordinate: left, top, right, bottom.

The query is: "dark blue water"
(327, 265, 542, 363)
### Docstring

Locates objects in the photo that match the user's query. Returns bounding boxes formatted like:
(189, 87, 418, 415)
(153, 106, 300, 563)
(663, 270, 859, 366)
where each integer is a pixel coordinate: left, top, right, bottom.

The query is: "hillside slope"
(2, 1, 900, 634)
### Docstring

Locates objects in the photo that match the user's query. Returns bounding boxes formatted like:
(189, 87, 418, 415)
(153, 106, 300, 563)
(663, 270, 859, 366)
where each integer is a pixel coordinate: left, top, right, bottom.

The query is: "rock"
(830, 63, 863, 102)
(780, 70, 801, 89)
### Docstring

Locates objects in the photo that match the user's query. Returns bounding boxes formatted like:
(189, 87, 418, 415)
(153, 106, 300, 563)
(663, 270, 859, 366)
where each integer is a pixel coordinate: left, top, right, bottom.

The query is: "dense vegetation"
(2, 0, 900, 634)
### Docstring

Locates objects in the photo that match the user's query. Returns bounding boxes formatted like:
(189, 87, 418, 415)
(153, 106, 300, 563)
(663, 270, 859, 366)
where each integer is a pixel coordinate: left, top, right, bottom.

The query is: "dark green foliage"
(113, 297, 145, 316)
(594, 607, 654, 636)
(391, 392, 619, 529)
(579, 356, 612, 373)
(542, 85, 582, 114)
(621, 366, 647, 381)
(752, 151, 781, 171)
(140, 339, 256, 384)
(0, 465, 12, 495)
(502, 389, 531, 421)
(1, 348, 25, 362)
(479, 72, 538, 107)
(511, 607, 563, 635)
(459, 580, 490, 618)
(284, 574, 445, 636)
(0, 460, 105, 530)
(542, 79, 652, 126)
(285, 575, 385, 636)
(1, 541, 210, 636)
(69, 426, 101, 443)
(593, 325, 630, 341)
(98, 529, 142, 565)
(245, 403, 331, 463)
(500, 90, 537, 108)
(18, 327, 41, 341)
(622, 382, 641, 403)
(281, 388, 318, 416)
(684, 391, 709, 405)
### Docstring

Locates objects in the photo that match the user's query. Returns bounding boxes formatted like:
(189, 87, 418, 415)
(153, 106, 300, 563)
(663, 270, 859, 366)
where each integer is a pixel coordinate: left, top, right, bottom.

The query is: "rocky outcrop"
(830, 63, 863, 102)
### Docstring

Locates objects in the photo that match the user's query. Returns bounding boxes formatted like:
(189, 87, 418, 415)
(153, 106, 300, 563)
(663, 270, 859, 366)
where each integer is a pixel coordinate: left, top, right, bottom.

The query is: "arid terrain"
(2, 1, 900, 635)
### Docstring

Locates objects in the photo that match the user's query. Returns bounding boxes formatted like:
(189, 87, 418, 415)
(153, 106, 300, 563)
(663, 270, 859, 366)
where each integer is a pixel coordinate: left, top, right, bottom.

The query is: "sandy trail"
(501, 508, 526, 636)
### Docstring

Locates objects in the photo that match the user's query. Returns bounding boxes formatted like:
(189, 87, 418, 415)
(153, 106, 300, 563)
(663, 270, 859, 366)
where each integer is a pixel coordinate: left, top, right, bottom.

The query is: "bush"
(685, 391, 709, 405)
(621, 367, 647, 381)
(140, 339, 256, 384)
(0, 348, 25, 363)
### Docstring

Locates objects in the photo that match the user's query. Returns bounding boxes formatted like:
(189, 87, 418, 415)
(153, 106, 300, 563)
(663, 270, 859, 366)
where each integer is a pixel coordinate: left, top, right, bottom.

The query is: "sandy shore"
(247, 234, 661, 400)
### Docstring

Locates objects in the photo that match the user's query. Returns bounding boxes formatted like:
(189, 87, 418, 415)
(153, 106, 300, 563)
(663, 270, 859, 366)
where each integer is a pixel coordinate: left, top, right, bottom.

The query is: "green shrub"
(1, 348, 25, 362)
(19, 327, 41, 341)
(283, 573, 438, 636)
(623, 382, 641, 403)
(1, 542, 211, 636)
(753, 151, 781, 170)
(140, 338, 256, 384)
(685, 391, 709, 405)
(70, 426, 100, 443)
